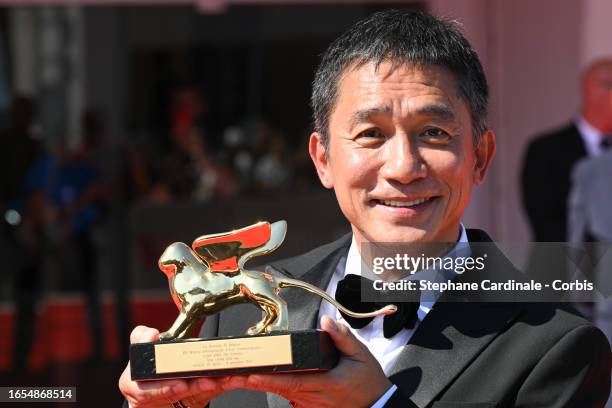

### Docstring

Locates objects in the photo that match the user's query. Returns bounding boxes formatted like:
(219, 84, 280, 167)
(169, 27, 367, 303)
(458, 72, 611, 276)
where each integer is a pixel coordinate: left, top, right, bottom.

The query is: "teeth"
(381, 198, 430, 207)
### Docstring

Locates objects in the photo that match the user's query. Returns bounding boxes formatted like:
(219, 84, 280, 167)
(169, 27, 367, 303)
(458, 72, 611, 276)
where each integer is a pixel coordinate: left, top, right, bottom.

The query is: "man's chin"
(365, 226, 431, 245)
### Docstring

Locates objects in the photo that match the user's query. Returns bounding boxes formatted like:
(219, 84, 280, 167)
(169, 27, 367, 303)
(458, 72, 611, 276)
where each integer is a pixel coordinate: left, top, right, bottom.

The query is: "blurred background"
(0, 0, 610, 406)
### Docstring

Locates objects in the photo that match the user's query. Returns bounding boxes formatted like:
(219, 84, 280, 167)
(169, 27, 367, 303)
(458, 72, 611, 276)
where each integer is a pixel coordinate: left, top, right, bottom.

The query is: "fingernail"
(327, 318, 339, 333)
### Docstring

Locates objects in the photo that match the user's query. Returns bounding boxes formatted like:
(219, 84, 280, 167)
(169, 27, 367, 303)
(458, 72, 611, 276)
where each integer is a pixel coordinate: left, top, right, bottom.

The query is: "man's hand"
(222, 316, 393, 408)
(118, 326, 225, 408)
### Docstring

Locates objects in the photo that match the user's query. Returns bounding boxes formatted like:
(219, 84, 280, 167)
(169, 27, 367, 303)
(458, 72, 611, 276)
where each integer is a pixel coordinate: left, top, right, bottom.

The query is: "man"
(567, 82, 612, 245)
(521, 59, 612, 242)
(120, 11, 611, 407)
(0, 96, 47, 370)
(567, 105, 612, 405)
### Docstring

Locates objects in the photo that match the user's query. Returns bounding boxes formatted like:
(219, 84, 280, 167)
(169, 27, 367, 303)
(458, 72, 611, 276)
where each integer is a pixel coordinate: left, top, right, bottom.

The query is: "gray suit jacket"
(200, 230, 611, 408)
(568, 150, 612, 242)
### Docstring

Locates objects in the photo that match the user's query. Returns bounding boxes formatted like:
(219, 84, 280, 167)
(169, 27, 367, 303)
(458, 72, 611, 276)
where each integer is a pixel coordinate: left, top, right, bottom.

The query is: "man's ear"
(473, 130, 496, 185)
(309, 132, 333, 189)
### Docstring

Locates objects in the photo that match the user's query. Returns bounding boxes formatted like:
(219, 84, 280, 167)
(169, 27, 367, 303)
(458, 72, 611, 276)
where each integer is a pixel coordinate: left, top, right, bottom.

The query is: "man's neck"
(581, 111, 612, 134)
(352, 225, 462, 257)
(350, 224, 466, 281)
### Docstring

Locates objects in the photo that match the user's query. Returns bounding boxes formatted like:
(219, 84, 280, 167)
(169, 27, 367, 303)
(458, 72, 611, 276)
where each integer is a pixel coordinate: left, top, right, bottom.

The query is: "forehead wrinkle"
(348, 105, 392, 131)
(339, 62, 466, 134)
(347, 101, 460, 132)
(415, 104, 456, 121)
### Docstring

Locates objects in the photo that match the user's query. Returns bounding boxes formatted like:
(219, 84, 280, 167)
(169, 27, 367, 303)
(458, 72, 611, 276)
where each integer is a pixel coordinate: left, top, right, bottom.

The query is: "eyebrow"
(415, 105, 456, 121)
(348, 106, 393, 131)
(348, 103, 456, 131)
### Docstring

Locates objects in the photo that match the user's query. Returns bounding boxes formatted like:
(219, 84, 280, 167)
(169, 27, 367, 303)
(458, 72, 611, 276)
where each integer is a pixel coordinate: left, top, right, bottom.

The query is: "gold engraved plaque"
(154, 335, 293, 374)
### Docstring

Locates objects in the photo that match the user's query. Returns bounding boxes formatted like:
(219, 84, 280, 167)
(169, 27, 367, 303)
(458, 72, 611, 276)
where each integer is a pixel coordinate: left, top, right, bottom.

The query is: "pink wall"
(582, 0, 612, 64)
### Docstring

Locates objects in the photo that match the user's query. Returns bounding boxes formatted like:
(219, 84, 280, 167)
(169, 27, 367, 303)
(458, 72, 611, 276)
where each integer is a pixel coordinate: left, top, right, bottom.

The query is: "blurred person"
(223, 124, 254, 188)
(521, 59, 612, 317)
(254, 133, 291, 191)
(25, 115, 107, 364)
(242, 119, 293, 193)
(521, 59, 612, 242)
(568, 150, 612, 243)
(57, 109, 113, 363)
(566, 147, 612, 321)
(567, 92, 612, 404)
(0, 96, 46, 371)
(149, 86, 238, 202)
(152, 129, 238, 202)
(0, 96, 44, 208)
(567, 79, 612, 245)
(521, 60, 612, 310)
(122, 136, 159, 204)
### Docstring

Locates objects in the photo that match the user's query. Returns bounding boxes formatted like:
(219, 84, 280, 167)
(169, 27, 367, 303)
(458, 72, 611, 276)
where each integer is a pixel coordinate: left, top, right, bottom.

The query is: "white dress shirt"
(317, 224, 470, 407)
(576, 116, 608, 157)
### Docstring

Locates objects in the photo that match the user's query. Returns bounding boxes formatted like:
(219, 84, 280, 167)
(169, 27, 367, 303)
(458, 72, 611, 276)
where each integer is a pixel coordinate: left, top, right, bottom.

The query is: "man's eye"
(357, 129, 386, 139)
(422, 128, 451, 143)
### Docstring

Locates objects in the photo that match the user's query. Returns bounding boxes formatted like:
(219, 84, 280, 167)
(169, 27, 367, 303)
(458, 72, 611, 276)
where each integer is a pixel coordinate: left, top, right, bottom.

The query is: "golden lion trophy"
(130, 220, 395, 380)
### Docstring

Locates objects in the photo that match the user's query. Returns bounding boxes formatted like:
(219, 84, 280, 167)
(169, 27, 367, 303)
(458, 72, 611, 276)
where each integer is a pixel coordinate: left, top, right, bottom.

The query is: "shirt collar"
(343, 224, 470, 320)
(576, 116, 605, 156)
(344, 223, 470, 279)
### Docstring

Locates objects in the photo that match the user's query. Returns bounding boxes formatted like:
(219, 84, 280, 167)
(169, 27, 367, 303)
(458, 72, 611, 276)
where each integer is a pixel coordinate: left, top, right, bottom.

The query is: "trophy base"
(130, 329, 339, 381)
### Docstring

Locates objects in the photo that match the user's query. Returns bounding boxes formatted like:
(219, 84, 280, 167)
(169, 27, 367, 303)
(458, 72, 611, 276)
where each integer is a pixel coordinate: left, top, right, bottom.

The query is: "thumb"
(130, 325, 160, 344)
(320, 315, 366, 358)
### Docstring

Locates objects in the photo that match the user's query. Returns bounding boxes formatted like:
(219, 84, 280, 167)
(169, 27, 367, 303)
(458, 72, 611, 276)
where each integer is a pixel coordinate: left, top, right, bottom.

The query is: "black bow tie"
(334, 274, 420, 338)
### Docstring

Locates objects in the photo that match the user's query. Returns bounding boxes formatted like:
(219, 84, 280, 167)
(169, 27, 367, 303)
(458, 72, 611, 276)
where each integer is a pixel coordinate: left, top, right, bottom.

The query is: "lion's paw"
(246, 325, 265, 336)
(158, 331, 175, 341)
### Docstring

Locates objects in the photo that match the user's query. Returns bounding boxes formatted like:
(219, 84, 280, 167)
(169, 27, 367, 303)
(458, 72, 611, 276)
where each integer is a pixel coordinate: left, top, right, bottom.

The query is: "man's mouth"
(376, 197, 433, 208)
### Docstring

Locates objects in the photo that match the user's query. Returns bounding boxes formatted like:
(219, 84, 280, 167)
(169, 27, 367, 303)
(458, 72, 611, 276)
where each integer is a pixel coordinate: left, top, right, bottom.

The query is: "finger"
(130, 325, 160, 344)
(134, 378, 190, 405)
(242, 372, 328, 394)
(134, 377, 223, 408)
(220, 375, 248, 391)
(320, 315, 366, 358)
(182, 376, 226, 408)
(193, 377, 221, 393)
(130, 326, 146, 344)
(121, 377, 187, 407)
(181, 381, 224, 408)
(120, 365, 209, 407)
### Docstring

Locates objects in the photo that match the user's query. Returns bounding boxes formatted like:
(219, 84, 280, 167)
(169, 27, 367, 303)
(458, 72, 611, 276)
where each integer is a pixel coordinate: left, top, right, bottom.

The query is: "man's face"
(583, 62, 612, 132)
(310, 62, 495, 246)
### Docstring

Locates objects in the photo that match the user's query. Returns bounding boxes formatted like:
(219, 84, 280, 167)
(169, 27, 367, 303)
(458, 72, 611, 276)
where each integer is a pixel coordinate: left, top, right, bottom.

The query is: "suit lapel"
(388, 301, 522, 407)
(566, 123, 588, 161)
(388, 229, 526, 407)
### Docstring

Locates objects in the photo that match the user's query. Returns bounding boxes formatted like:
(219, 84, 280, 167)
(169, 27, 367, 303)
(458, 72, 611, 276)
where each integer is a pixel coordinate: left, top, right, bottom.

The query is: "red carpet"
(0, 293, 179, 371)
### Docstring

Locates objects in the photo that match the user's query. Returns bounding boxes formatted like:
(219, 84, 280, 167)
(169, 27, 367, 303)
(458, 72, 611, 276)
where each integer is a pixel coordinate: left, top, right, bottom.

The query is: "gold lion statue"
(157, 220, 396, 340)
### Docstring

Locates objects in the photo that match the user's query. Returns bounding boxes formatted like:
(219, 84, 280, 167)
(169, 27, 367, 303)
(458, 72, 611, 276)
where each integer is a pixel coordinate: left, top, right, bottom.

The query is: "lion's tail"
(278, 278, 396, 318)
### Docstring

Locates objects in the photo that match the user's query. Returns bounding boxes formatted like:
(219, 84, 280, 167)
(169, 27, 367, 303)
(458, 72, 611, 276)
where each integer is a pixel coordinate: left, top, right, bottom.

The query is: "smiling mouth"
(376, 197, 434, 208)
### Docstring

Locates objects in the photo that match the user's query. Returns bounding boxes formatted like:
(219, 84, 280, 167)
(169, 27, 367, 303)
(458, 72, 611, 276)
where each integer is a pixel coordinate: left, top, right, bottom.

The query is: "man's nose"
(380, 134, 427, 184)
